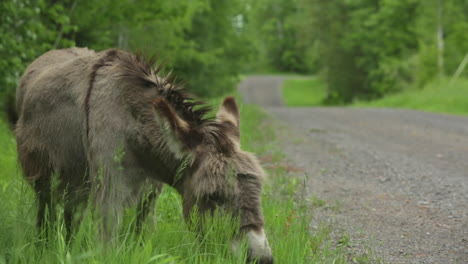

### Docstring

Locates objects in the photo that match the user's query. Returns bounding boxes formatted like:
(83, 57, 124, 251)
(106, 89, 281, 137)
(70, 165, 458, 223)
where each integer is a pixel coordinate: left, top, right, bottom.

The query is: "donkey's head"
(153, 96, 273, 263)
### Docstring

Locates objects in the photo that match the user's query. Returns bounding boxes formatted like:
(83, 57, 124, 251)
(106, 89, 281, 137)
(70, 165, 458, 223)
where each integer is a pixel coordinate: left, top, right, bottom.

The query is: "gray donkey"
(15, 48, 273, 263)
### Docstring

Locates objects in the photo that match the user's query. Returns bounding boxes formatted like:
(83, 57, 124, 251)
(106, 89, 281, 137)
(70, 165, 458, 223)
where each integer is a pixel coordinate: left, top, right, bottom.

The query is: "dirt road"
(238, 76, 468, 263)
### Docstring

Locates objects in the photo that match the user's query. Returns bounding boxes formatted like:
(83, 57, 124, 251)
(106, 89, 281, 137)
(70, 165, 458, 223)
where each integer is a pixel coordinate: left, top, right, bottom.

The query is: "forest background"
(1, 0, 467, 111)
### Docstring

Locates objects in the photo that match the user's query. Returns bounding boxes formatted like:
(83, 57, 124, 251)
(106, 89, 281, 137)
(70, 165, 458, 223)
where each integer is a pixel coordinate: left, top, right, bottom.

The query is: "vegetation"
(249, 0, 468, 103)
(0, 102, 379, 263)
(245, 0, 311, 73)
(281, 76, 468, 115)
(0, 0, 252, 111)
(1, 0, 466, 109)
(354, 78, 468, 115)
(282, 77, 326, 107)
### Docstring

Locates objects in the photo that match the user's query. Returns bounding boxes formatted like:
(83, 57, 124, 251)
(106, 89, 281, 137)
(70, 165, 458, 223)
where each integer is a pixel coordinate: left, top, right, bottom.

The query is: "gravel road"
(238, 76, 468, 263)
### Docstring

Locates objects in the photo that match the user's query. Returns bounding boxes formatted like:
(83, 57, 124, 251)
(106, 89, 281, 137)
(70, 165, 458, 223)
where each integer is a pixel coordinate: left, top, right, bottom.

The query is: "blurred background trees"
(248, 0, 467, 103)
(1, 0, 467, 110)
(0, 0, 251, 111)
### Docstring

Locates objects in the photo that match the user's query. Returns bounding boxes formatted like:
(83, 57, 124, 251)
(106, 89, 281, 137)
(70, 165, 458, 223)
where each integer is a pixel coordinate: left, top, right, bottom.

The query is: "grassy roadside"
(281, 75, 468, 115)
(282, 77, 326, 107)
(0, 99, 362, 263)
(353, 78, 468, 115)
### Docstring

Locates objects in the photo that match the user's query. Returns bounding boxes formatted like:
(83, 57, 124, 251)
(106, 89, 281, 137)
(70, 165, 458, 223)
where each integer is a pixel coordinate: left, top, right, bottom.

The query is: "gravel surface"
(238, 76, 468, 263)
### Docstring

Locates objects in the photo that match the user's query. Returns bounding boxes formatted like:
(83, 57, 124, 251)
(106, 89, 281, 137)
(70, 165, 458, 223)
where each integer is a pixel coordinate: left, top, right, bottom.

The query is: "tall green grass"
(0, 102, 359, 263)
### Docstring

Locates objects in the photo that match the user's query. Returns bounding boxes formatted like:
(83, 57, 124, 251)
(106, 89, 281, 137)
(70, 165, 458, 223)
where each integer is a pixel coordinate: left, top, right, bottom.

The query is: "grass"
(282, 77, 326, 107)
(0, 99, 375, 263)
(281, 74, 468, 115)
(353, 78, 468, 115)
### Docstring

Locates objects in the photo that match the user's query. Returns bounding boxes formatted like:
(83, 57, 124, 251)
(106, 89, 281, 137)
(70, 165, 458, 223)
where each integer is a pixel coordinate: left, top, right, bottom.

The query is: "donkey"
(15, 47, 273, 263)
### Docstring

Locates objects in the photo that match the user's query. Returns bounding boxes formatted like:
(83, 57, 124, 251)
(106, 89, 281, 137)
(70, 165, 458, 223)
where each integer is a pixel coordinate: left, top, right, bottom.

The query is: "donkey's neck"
(151, 149, 191, 189)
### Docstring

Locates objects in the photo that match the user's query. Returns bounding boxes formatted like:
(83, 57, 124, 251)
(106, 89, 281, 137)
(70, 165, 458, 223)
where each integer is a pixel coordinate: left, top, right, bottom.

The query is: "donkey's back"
(16, 47, 95, 115)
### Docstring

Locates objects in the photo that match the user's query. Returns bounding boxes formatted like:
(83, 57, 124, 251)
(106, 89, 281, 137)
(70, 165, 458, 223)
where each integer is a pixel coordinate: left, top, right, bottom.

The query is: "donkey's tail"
(5, 96, 18, 130)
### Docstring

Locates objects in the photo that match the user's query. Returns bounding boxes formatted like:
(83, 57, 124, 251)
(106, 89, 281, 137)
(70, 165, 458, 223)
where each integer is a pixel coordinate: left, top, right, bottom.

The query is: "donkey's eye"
(142, 79, 156, 88)
(207, 192, 225, 205)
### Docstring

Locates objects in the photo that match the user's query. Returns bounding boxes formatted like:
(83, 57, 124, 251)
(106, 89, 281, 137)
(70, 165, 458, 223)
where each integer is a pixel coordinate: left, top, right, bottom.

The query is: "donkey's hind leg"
(64, 186, 90, 242)
(33, 176, 55, 237)
(19, 150, 55, 236)
(135, 181, 164, 234)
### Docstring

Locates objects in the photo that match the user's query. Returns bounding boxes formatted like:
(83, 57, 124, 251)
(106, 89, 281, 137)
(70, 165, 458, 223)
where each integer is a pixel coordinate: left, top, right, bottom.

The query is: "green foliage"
(412, 0, 468, 84)
(246, 0, 312, 73)
(0, 0, 254, 113)
(349, 0, 419, 96)
(1, 0, 467, 111)
(303, 0, 421, 103)
(246, 0, 468, 103)
(438, 0, 468, 77)
(170, 0, 252, 96)
(0, 0, 75, 109)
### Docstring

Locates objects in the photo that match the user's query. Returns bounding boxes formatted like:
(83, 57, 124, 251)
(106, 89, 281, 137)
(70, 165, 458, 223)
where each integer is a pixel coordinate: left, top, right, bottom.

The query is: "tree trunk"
(450, 52, 468, 85)
(437, 0, 445, 77)
(118, 24, 129, 50)
(53, 0, 77, 48)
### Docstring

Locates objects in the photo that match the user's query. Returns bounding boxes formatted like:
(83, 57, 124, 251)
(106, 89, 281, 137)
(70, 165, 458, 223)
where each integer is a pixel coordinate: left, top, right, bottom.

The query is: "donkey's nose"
(247, 255, 274, 264)
(245, 227, 273, 264)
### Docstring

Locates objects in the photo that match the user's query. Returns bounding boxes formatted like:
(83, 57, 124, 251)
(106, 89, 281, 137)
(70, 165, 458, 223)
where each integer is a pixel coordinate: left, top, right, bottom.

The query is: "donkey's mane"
(117, 50, 214, 127)
(115, 50, 238, 154)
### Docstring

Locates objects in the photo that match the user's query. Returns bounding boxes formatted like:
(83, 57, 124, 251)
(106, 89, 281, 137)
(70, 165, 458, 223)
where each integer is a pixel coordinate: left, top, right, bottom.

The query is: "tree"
(0, 0, 254, 114)
(246, 0, 310, 73)
(302, 0, 419, 103)
(0, 0, 75, 111)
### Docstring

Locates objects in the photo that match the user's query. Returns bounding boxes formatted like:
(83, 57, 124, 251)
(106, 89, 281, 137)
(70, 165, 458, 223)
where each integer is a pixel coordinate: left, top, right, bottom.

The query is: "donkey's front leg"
(92, 168, 143, 242)
(93, 184, 122, 242)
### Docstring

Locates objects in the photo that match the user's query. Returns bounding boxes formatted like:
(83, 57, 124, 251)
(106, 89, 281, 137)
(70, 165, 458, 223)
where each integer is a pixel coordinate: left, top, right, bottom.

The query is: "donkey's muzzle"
(244, 227, 273, 264)
(247, 255, 274, 264)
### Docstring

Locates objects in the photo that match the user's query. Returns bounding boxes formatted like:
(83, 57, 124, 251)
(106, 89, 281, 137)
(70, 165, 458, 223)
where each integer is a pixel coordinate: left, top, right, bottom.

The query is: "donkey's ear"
(153, 97, 200, 150)
(216, 96, 240, 128)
